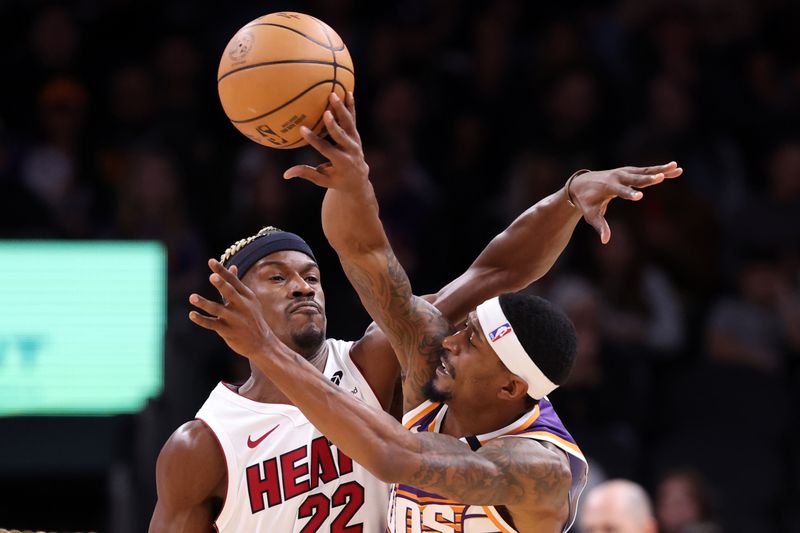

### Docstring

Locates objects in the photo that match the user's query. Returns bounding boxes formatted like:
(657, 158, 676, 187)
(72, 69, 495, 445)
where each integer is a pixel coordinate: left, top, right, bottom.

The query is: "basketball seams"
(217, 59, 354, 84)
(309, 15, 339, 121)
(219, 12, 354, 148)
(241, 22, 345, 51)
(228, 79, 349, 124)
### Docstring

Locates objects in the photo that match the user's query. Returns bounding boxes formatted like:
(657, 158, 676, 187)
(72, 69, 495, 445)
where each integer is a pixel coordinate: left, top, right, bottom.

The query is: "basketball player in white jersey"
(184, 92, 681, 532)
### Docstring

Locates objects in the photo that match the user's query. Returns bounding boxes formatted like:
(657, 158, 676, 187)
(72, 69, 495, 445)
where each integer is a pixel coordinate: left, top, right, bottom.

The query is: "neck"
(238, 341, 328, 405)
(440, 398, 530, 438)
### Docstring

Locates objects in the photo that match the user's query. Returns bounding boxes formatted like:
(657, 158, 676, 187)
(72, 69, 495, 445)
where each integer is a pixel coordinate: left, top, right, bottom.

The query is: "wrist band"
(565, 169, 591, 208)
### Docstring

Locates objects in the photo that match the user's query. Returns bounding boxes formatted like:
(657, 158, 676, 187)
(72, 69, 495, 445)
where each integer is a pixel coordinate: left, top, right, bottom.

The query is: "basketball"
(217, 12, 354, 149)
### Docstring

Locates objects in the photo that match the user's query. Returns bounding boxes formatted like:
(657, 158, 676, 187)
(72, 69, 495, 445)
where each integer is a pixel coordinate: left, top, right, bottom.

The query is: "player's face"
(241, 250, 326, 357)
(427, 311, 509, 403)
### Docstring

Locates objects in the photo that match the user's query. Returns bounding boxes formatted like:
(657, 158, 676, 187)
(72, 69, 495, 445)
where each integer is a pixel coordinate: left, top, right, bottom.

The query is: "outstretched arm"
(189, 264, 570, 525)
(431, 161, 681, 321)
(285, 92, 453, 411)
(284, 92, 681, 411)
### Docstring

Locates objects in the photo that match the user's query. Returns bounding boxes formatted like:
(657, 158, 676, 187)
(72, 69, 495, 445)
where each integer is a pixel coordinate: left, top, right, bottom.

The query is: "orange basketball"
(217, 12, 355, 149)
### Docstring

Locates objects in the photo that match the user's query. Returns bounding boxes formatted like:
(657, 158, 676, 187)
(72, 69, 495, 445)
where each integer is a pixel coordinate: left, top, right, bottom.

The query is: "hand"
(283, 92, 369, 193)
(569, 162, 682, 244)
(188, 259, 275, 359)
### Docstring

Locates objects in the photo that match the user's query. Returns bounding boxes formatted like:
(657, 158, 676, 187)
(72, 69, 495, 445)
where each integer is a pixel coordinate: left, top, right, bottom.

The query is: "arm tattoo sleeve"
(341, 247, 453, 411)
(406, 434, 570, 508)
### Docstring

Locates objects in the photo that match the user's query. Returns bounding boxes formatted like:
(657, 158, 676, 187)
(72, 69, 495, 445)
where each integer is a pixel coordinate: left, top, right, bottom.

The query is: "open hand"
(569, 162, 682, 243)
(283, 91, 369, 193)
(188, 259, 275, 360)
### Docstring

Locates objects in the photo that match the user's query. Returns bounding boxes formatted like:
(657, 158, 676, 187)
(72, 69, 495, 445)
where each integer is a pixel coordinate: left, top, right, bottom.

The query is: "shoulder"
(156, 420, 227, 506)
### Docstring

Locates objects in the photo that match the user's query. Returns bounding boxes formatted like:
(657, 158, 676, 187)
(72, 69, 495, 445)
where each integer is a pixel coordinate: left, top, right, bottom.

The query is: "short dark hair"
(498, 292, 577, 386)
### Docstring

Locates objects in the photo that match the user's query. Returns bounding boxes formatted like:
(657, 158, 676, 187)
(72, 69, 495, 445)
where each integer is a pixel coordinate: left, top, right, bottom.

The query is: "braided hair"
(219, 226, 283, 266)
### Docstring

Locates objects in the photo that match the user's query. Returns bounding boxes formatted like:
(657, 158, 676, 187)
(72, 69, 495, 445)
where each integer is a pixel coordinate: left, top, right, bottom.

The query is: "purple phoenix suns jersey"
(388, 397, 587, 533)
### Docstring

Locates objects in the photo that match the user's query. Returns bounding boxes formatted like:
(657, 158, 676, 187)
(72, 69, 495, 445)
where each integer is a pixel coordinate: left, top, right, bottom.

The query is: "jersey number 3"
(298, 481, 365, 532)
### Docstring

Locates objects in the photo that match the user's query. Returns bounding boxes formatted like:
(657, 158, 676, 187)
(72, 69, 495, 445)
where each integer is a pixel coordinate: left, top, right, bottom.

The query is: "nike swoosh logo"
(247, 425, 279, 448)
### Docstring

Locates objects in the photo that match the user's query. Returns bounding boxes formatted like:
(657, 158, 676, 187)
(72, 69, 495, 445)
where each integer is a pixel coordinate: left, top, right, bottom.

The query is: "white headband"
(475, 296, 558, 400)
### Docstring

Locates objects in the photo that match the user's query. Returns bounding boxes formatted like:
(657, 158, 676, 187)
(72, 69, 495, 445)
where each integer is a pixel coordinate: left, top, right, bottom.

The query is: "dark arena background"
(0, 1, 798, 532)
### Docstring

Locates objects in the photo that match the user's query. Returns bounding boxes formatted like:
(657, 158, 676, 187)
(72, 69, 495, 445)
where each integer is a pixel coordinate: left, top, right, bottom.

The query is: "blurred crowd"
(0, 0, 799, 531)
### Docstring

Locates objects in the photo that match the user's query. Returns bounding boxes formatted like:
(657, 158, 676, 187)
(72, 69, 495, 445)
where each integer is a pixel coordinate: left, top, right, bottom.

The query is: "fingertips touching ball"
(217, 12, 354, 149)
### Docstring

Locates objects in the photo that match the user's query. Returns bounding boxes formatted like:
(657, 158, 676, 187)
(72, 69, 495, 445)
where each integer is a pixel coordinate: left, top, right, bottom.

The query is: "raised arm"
(285, 93, 453, 410)
(430, 160, 681, 321)
(189, 264, 570, 527)
(284, 92, 681, 410)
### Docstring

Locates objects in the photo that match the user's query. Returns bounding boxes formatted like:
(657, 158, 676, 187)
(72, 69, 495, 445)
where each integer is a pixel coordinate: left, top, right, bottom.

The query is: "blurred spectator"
(112, 150, 206, 306)
(727, 139, 800, 264)
(586, 216, 685, 356)
(655, 469, 721, 533)
(19, 77, 95, 237)
(546, 276, 647, 479)
(0, 2, 798, 530)
(30, 5, 80, 72)
(579, 479, 658, 533)
(365, 142, 436, 279)
(229, 146, 291, 228)
(706, 248, 800, 374)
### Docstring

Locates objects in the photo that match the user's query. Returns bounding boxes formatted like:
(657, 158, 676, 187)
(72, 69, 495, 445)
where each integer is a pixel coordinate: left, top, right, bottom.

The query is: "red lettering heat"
(310, 436, 339, 489)
(246, 458, 281, 513)
(281, 446, 311, 500)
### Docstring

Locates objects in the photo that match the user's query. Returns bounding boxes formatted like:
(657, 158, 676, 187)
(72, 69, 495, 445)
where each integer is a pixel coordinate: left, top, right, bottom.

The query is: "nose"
(289, 274, 315, 298)
(441, 330, 462, 355)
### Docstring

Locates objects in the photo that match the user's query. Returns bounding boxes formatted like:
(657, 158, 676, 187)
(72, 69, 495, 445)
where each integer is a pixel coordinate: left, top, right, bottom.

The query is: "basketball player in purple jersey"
(186, 92, 681, 532)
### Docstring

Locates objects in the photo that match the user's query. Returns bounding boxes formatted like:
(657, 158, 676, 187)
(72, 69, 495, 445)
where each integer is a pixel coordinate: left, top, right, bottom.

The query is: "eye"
(305, 275, 319, 283)
(462, 324, 475, 347)
(269, 275, 285, 282)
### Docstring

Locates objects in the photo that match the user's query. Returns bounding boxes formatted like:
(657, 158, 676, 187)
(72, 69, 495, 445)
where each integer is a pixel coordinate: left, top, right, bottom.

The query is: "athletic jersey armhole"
(508, 431, 587, 463)
(340, 340, 383, 409)
(482, 505, 517, 533)
(195, 415, 238, 530)
(500, 432, 588, 533)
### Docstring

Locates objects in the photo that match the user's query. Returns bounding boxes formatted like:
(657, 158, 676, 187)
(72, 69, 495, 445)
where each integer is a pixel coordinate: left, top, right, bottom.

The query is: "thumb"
(283, 165, 332, 187)
(587, 213, 612, 244)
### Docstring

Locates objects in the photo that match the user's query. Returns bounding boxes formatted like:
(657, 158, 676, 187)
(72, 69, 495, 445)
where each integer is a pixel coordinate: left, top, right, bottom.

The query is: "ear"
(497, 375, 530, 402)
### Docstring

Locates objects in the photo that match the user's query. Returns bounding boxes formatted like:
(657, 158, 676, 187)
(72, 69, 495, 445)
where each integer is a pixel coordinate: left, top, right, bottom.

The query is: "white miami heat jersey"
(388, 398, 588, 533)
(196, 338, 390, 532)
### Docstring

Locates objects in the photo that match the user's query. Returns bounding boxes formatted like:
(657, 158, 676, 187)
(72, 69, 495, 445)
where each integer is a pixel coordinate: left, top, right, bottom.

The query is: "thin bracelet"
(565, 169, 591, 208)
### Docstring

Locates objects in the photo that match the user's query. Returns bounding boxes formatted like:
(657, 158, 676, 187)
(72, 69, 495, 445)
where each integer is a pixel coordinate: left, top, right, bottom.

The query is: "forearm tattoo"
(342, 247, 452, 411)
(408, 435, 570, 507)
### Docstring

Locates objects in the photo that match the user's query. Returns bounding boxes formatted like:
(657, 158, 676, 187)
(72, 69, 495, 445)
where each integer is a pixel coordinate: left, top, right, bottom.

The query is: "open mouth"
(436, 356, 452, 377)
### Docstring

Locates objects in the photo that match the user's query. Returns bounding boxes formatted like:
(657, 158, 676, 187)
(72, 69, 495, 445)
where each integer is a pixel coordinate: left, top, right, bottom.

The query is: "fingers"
(617, 171, 664, 190)
(346, 91, 356, 122)
(617, 167, 681, 189)
(622, 161, 679, 175)
(283, 164, 333, 187)
(299, 125, 340, 161)
(610, 181, 644, 200)
(188, 309, 221, 331)
(189, 293, 225, 317)
(209, 259, 250, 295)
(322, 109, 356, 151)
(328, 92, 357, 137)
(207, 259, 247, 302)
